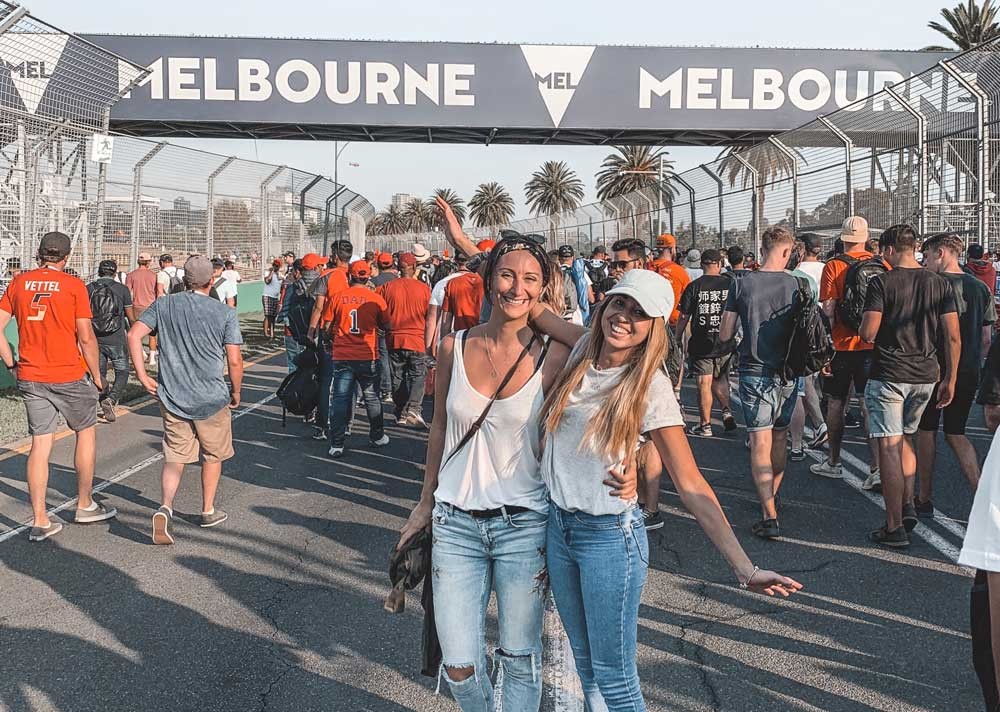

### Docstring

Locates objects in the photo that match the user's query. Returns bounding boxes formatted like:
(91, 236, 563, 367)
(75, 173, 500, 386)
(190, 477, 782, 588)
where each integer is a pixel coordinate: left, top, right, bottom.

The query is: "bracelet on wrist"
(739, 565, 760, 590)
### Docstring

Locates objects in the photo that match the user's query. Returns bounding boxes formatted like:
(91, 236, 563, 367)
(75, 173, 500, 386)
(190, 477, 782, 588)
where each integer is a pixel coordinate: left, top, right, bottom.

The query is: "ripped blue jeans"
(431, 501, 548, 712)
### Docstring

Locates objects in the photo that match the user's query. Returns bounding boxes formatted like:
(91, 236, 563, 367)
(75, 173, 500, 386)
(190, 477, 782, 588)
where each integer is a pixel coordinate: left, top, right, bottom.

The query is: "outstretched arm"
(436, 197, 480, 258)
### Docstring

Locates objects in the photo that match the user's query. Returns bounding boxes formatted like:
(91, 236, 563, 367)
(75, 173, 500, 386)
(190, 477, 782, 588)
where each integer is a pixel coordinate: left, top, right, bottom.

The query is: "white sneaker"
(809, 460, 843, 479)
(148, 351, 157, 367)
(406, 413, 429, 430)
(862, 469, 882, 491)
(328, 446, 344, 458)
(371, 435, 390, 447)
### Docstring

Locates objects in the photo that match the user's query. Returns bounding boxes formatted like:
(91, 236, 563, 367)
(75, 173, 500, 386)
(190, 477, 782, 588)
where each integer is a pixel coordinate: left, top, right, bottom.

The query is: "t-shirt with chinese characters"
(378, 277, 431, 352)
(863, 267, 957, 385)
(0, 266, 91, 383)
(677, 273, 735, 360)
(329, 285, 389, 361)
(443, 271, 484, 331)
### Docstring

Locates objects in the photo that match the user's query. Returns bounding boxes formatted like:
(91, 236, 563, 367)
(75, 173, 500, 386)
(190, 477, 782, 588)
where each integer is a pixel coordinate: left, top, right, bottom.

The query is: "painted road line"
(0, 394, 276, 544)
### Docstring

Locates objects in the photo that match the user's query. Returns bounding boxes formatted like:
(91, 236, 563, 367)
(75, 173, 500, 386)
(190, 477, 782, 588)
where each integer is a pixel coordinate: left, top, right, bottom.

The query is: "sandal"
(751, 518, 781, 539)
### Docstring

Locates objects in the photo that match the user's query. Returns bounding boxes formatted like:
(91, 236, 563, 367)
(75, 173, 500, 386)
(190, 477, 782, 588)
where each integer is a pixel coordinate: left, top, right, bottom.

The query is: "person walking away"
(127, 255, 243, 545)
(425, 255, 465, 358)
(811, 217, 884, 487)
(210, 258, 237, 307)
(326, 260, 391, 458)
(786, 239, 825, 460)
(650, 233, 691, 330)
(155, 254, 185, 299)
(675, 249, 737, 437)
(684, 249, 704, 281)
(262, 259, 282, 338)
(372, 252, 398, 287)
(378, 253, 432, 428)
(396, 233, 571, 711)
(221, 260, 241, 307)
(441, 256, 484, 338)
(279, 258, 313, 374)
(555, 245, 592, 325)
(372, 252, 398, 399)
(537, 269, 802, 711)
(87, 260, 136, 422)
(0, 231, 116, 541)
(719, 226, 810, 539)
(966, 243, 997, 299)
(915, 232, 994, 511)
(858, 224, 959, 548)
(126, 252, 157, 365)
(413, 243, 434, 286)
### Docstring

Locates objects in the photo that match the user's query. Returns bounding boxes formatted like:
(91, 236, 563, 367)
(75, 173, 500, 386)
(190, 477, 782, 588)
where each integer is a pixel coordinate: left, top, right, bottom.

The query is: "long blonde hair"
(540, 299, 669, 461)
(540, 255, 564, 312)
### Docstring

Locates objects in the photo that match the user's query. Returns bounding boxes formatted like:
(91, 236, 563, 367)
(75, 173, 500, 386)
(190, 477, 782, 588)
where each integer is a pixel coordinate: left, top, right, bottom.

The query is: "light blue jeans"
(547, 505, 648, 712)
(431, 501, 548, 712)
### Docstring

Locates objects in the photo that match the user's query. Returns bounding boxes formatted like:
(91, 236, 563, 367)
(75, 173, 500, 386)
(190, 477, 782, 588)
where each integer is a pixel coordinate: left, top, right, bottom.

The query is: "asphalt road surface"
(0, 354, 984, 711)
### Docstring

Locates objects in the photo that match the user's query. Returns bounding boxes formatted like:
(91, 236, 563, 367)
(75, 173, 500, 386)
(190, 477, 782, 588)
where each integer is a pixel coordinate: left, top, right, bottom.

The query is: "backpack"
(586, 260, 608, 287)
(89, 282, 122, 336)
(275, 345, 321, 426)
(285, 284, 315, 343)
(560, 265, 579, 319)
(163, 268, 185, 295)
(781, 276, 834, 381)
(836, 254, 888, 332)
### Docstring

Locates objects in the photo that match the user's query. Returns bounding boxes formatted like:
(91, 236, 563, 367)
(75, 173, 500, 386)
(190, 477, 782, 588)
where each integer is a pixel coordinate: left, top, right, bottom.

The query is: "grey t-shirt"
(139, 291, 243, 420)
(724, 270, 807, 377)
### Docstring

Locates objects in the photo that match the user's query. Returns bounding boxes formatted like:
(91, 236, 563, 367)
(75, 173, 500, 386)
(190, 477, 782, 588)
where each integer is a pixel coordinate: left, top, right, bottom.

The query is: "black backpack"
(166, 269, 185, 294)
(89, 282, 122, 336)
(587, 260, 608, 287)
(836, 255, 888, 332)
(781, 276, 834, 381)
(275, 345, 321, 426)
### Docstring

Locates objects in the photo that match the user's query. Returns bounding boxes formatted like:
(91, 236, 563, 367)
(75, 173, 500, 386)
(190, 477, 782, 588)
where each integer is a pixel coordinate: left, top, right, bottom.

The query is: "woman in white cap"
(533, 269, 802, 712)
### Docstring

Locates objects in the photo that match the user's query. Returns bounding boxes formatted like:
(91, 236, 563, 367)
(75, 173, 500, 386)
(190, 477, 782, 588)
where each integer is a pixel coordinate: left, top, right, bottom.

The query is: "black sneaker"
(914, 497, 934, 518)
(751, 518, 781, 539)
(643, 509, 664, 531)
(722, 410, 737, 432)
(845, 411, 862, 429)
(868, 525, 909, 548)
(789, 449, 805, 462)
(902, 502, 919, 533)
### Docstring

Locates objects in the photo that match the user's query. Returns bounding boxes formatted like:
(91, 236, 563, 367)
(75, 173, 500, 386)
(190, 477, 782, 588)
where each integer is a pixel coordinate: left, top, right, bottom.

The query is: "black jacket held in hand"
(386, 530, 441, 677)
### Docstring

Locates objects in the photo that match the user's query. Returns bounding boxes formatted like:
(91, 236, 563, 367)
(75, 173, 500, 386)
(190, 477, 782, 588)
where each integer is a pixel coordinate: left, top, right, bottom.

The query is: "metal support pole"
(940, 60, 989, 245)
(818, 116, 854, 217)
(886, 86, 927, 234)
(671, 174, 697, 248)
(130, 142, 166, 267)
(733, 153, 760, 254)
(767, 136, 800, 232)
(94, 109, 110, 266)
(205, 156, 236, 259)
(341, 195, 360, 251)
(620, 194, 638, 240)
(299, 173, 324, 252)
(700, 164, 725, 246)
(259, 165, 284, 265)
(324, 186, 349, 242)
(0, 5, 28, 34)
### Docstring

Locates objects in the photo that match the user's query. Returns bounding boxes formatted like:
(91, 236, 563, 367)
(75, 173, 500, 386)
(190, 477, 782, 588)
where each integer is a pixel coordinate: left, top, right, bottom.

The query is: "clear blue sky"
(36, 0, 954, 218)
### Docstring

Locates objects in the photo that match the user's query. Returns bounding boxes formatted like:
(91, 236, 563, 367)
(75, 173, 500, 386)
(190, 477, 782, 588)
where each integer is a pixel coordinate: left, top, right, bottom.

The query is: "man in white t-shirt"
(155, 254, 185, 298)
(221, 260, 242, 307)
(684, 250, 704, 282)
(210, 258, 237, 307)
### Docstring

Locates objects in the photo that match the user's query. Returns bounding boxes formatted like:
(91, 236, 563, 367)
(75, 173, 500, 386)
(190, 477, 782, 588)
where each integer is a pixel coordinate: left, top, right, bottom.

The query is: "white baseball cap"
(412, 243, 431, 263)
(841, 216, 869, 243)
(605, 269, 674, 319)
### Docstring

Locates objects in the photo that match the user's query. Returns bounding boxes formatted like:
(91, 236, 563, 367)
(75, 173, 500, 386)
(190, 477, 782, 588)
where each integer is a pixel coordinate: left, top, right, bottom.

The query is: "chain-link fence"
(378, 41, 1000, 259)
(0, 3, 374, 288)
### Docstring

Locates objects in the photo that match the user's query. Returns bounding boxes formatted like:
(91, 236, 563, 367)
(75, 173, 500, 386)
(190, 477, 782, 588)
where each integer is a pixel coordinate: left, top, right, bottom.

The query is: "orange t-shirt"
(319, 266, 350, 325)
(329, 285, 388, 360)
(819, 251, 882, 352)
(378, 277, 431, 352)
(443, 271, 484, 331)
(0, 266, 91, 382)
(650, 259, 690, 325)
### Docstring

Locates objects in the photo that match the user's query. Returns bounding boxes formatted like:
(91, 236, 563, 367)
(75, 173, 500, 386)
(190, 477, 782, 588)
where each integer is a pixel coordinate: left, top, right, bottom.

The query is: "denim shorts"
(738, 375, 797, 432)
(864, 379, 935, 438)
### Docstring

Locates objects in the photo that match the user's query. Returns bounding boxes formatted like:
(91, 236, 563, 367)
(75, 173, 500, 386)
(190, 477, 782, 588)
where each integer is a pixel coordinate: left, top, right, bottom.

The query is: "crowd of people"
(2, 210, 1000, 710)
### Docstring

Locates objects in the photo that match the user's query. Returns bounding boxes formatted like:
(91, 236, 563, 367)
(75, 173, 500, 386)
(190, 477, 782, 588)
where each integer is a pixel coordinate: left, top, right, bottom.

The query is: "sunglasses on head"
(499, 229, 545, 245)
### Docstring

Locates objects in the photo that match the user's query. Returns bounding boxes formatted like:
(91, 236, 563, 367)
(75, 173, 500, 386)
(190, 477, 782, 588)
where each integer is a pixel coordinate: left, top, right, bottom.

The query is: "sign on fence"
(90, 132, 113, 163)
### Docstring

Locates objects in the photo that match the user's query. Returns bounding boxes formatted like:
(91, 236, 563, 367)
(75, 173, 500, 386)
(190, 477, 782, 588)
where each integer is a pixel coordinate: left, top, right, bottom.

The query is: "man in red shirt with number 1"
(0, 232, 117, 542)
(327, 260, 391, 458)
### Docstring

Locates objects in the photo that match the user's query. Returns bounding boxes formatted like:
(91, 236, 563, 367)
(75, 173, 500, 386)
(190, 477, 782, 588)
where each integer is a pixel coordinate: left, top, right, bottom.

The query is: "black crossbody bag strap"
(441, 330, 548, 469)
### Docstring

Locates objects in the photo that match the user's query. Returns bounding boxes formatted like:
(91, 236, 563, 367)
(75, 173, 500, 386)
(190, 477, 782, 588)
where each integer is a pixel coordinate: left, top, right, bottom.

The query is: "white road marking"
(0, 394, 275, 544)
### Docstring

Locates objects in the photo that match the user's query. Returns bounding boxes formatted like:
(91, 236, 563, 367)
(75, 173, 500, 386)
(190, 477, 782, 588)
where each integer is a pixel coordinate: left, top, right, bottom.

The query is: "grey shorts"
(863, 379, 935, 438)
(18, 377, 99, 435)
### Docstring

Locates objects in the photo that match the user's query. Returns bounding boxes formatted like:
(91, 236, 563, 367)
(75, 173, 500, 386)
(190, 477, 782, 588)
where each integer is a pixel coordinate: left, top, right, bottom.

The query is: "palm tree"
(376, 204, 407, 235)
(929, 0, 1000, 49)
(366, 214, 383, 237)
(468, 182, 515, 228)
(595, 145, 676, 205)
(430, 188, 467, 227)
(403, 198, 434, 232)
(718, 144, 799, 191)
(524, 161, 585, 217)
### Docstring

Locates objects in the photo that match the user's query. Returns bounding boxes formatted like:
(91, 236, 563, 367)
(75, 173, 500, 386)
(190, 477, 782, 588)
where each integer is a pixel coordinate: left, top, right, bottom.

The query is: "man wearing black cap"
(0, 231, 117, 541)
(87, 259, 136, 421)
(557, 244, 590, 324)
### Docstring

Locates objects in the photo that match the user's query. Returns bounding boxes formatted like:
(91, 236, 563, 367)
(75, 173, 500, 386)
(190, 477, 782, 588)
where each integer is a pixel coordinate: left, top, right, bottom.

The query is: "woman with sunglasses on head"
(397, 228, 574, 711)
(531, 269, 803, 712)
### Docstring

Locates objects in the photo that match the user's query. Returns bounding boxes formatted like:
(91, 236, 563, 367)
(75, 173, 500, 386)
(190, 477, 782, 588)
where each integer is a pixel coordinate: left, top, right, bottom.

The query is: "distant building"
(391, 193, 415, 210)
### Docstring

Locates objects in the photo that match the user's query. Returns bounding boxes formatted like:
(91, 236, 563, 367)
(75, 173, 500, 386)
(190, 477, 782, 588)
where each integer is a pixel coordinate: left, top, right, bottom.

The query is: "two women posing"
(397, 233, 801, 712)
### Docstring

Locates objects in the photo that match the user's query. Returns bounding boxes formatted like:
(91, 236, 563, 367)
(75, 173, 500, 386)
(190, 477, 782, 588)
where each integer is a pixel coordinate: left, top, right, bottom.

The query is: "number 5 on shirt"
(27, 292, 51, 321)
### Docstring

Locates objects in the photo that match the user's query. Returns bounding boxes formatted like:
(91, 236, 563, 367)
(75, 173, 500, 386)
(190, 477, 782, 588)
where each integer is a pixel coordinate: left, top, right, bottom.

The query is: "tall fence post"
(130, 142, 165, 267)
(260, 165, 285, 264)
(324, 186, 348, 243)
(940, 60, 989, 245)
(94, 108, 110, 267)
(885, 86, 927, 235)
(620, 194, 638, 240)
(672, 174, 697, 247)
(205, 156, 236, 259)
(819, 116, 854, 218)
(767, 137, 800, 232)
(700, 164, 725, 247)
(733, 153, 760, 254)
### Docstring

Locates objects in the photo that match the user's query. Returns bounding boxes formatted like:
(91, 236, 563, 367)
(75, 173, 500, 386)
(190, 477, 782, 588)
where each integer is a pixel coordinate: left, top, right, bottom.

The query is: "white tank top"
(433, 330, 548, 512)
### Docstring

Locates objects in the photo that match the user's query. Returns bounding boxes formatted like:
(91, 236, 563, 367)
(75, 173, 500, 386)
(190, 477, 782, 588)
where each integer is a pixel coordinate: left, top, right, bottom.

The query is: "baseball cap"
(558, 245, 574, 258)
(349, 260, 371, 279)
(138, 252, 152, 262)
(800, 232, 824, 253)
(210, 257, 225, 269)
(700, 249, 722, 264)
(399, 252, 417, 267)
(412, 244, 431, 263)
(377, 252, 394, 267)
(655, 233, 676, 249)
(183, 255, 213, 287)
(592, 245, 607, 256)
(282, 251, 295, 258)
(98, 259, 118, 274)
(159, 253, 173, 264)
(841, 216, 869, 244)
(476, 239, 496, 252)
(605, 269, 674, 319)
(684, 249, 701, 267)
(301, 253, 325, 270)
(38, 231, 71, 260)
